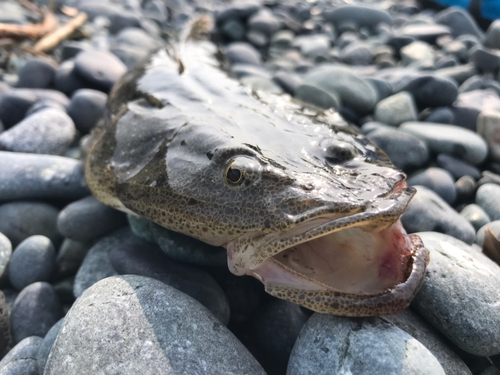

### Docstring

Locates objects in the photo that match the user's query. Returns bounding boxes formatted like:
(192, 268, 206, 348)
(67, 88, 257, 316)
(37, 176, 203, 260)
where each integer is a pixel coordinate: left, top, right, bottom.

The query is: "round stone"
(460, 204, 491, 231)
(0, 89, 38, 128)
(247, 8, 280, 36)
(8, 236, 56, 291)
(294, 84, 339, 110)
(0, 233, 12, 282)
(57, 196, 127, 242)
(288, 314, 445, 375)
(434, 7, 484, 38)
(401, 185, 475, 244)
(407, 168, 457, 205)
(322, 4, 393, 32)
(400, 122, 488, 165)
(397, 74, 458, 109)
(374, 91, 418, 126)
(400, 41, 435, 67)
(54, 60, 87, 96)
(17, 57, 57, 89)
(0, 109, 76, 155)
(0, 336, 42, 375)
(0, 151, 89, 201)
(424, 107, 454, 124)
(484, 20, 500, 50)
(67, 89, 107, 133)
(436, 154, 481, 180)
(36, 319, 63, 375)
(74, 51, 127, 92)
(56, 239, 91, 279)
(476, 183, 500, 221)
(44, 275, 266, 375)
(0, 202, 60, 248)
(11, 282, 63, 344)
(367, 127, 428, 172)
(226, 42, 261, 66)
(477, 110, 500, 163)
(412, 232, 500, 356)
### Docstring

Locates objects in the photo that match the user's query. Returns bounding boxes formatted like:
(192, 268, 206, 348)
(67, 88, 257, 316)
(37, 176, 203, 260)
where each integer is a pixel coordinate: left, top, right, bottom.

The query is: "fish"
(85, 37, 429, 317)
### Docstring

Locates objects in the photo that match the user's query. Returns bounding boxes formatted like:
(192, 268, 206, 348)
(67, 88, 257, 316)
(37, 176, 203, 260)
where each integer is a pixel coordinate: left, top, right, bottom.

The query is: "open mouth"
(226, 185, 430, 316)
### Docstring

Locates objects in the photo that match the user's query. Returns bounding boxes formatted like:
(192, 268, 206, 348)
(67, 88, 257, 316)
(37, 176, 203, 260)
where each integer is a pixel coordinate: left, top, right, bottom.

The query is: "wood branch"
(34, 12, 87, 52)
(0, 9, 57, 40)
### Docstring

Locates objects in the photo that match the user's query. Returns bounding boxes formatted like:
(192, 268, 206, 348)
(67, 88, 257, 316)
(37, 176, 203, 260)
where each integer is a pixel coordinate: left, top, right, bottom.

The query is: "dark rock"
(57, 196, 126, 242)
(365, 78, 393, 100)
(483, 20, 500, 50)
(407, 167, 457, 204)
(272, 71, 302, 95)
(0, 202, 60, 248)
(367, 127, 428, 172)
(247, 8, 280, 36)
(425, 107, 454, 123)
(401, 186, 475, 244)
(0, 151, 89, 201)
(470, 47, 500, 74)
(36, 319, 63, 375)
(0, 336, 41, 375)
(44, 275, 266, 375)
(0, 109, 75, 155)
(434, 7, 484, 39)
(0, 90, 37, 128)
(54, 60, 88, 96)
(339, 42, 372, 66)
(60, 40, 92, 61)
(436, 154, 481, 180)
(288, 314, 445, 375)
(400, 122, 488, 165)
(17, 57, 57, 89)
(460, 204, 491, 231)
(56, 239, 91, 279)
(109, 236, 230, 324)
(220, 19, 246, 41)
(11, 282, 63, 344)
(8, 236, 56, 291)
(412, 232, 500, 356)
(294, 84, 339, 110)
(67, 89, 107, 133)
(476, 183, 500, 221)
(459, 76, 500, 97)
(456, 175, 478, 201)
(322, 4, 393, 32)
(396, 74, 458, 109)
(74, 51, 127, 92)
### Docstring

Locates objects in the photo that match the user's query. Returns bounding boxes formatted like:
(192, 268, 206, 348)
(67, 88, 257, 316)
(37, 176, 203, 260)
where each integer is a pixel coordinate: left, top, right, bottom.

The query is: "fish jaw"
(226, 219, 429, 317)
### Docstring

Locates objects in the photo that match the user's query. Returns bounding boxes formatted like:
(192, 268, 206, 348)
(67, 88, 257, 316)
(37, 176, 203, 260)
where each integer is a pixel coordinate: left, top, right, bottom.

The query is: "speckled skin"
(86, 41, 429, 316)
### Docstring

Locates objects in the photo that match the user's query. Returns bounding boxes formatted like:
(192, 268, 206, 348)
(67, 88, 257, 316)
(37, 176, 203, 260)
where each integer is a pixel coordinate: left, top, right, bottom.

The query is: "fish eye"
(226, 166, 242, 184)
(223, 157, 261, 188)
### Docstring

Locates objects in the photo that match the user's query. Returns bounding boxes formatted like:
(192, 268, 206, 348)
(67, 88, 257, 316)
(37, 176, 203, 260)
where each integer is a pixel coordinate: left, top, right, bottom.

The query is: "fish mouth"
(226, 183, 430, 316)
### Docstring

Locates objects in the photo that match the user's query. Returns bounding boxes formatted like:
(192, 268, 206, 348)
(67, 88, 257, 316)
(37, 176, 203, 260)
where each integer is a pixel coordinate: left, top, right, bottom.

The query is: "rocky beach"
(0, 0, 500, 374)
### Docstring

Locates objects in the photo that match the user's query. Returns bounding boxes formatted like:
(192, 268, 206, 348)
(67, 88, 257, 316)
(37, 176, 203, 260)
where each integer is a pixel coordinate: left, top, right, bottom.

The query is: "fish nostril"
(325, 142, 357, 164)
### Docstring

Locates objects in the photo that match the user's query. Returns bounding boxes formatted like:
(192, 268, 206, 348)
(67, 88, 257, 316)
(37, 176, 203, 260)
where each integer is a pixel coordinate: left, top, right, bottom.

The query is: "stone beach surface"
(0, 0, 499, 374)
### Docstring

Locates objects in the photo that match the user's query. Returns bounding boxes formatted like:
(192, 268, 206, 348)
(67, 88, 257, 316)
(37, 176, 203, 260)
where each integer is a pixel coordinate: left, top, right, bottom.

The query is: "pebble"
(0, 152, 89, 201)
(54, 60, 87, 96)
(483, 20, 500, 50)
(152, 223, 226, 267)
(247, 8, 280, 36)
(0, 109, 76, 155)
(400, 122, 488, 165)
(0, 336, 42, 375)
(11, 282, 63, 344)
(0, 202, 60, 248)
(44, 275, 266, 375)
(482, 368, 500, 375)
(401, 186, 475, 244)
(435, 64, 478, 85)
(36, 319, 63, 375)
(220, 19, 245, 41)
(288, 314, 445, 375)
(476, 183, 500, 221)
(400, 41, 435, 67)
(339, 42, 372, 66)
(425, 107, 454, 123)
(385, 310, 472, 375)
(322, 4, 393, 33)
(400, 24, 450, 44)
(460, 76, 500, 97)
(57, 196, 127, 242)
(367, 127, 428, 172)
(17, 57, 57, 89)
(434, 7, 484, 39)
(247, 299, 309, 375)
(294, 84, 339, 110)
(73, 228, 128, 298)
(456, 175, 478, 201)
(8, 236, 56, 291)
(407, 167, 457, 204)
(56, 239, 91, 279)
(365, 78, 393, 100)
(272, 71, 302, 95)
(476, 221, 500, 246)
(412, 232, 500, 356)
(477, 110, 500, 163)
(455, 90, 500, 123)
(0, 233, 11, 283)
(67, 89, 107, 133)
(109, 235, 230, 325)
(25, 99, 66, 117)
(395, 74, 458, 109)
(114, 27, 160, 52)
(303, 65, 378, 115)
(0, 291, 10, 358)
(374, 91, 417, 126)
(226, 42, 262, 66)
(74, 50, 127, 92)
(471, 47, 500, 74)
(436, 154, 481, 180)
(0, 90, 38, 128)
(460, 204, 491, 231)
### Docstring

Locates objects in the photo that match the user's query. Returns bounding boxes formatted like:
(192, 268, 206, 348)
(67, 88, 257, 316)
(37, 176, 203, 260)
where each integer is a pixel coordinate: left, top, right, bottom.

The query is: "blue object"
(482, 0, 500, 20)
(433, 0, 471, 8)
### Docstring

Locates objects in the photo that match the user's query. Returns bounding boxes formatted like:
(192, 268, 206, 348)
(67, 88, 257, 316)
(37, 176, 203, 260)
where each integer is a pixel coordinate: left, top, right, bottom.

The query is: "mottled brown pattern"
(86, 40, 429, 316)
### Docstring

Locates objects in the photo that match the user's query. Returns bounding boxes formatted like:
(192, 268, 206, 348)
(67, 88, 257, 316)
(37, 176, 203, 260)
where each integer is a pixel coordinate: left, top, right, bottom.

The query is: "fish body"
(86, 40, 429, 316)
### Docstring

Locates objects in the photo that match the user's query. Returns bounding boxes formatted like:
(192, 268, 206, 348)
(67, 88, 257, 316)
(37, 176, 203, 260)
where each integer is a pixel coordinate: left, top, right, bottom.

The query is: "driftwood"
(0, 9, 57, 40)
(34, 12, 87, 52)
